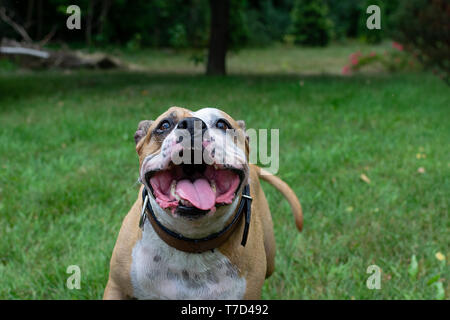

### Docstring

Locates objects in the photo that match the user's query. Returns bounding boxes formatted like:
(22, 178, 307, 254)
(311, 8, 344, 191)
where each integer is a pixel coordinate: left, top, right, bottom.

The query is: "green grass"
(0, 44, 449, 299)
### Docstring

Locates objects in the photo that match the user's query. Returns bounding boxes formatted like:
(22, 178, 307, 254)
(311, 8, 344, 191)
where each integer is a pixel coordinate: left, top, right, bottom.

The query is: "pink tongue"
(176, 179, 216, 211)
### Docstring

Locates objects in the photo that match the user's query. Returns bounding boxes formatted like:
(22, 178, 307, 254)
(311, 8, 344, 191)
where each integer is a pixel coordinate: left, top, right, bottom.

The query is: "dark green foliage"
(1, 0, 211, 48)
(245, 0, 293, 46)
(324, 0, 361, 39)
(392, 0, 450, 83)
(290, 0, 332, 46)
(107, 0, 210, 48)
(0, 0, 292, 48)
(228, 0, 250, 49)
(325, 0, 400, 43)
(0, 0, 443, 55)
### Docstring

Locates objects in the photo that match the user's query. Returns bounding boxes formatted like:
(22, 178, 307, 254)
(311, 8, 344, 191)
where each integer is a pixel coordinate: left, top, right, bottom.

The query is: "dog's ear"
(134, 120, 153, 146)
(237, 120, 246, 131)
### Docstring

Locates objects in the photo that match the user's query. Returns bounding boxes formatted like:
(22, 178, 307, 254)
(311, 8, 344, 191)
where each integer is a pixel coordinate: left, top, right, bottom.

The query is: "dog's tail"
(256, 166, 303, 232)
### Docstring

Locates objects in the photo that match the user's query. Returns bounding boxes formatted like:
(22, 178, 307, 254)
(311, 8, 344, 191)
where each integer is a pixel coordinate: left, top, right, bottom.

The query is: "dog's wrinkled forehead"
(156, 106, 191, 124)
(157, 107, 237, 128)
(191, 107, 232, 126)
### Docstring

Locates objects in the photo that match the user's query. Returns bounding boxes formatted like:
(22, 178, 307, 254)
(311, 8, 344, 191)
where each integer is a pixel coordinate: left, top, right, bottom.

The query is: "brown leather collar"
(139, 185, 252, 253)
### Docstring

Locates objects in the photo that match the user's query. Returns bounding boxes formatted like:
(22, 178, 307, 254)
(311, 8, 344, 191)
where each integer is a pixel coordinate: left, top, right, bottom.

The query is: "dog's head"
(135, 106, 249, 237)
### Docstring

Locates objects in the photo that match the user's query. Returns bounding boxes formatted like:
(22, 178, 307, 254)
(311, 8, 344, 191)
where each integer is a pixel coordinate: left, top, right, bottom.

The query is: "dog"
(103, 106, 303, 299)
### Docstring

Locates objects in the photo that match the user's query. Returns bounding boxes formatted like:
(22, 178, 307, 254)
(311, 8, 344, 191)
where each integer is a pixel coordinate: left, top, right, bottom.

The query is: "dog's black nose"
(176, 117, 208, 165)
(177, 117, 207, 136)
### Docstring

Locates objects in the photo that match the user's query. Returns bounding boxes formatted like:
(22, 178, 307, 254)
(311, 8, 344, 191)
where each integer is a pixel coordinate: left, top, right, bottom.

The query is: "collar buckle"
(139, 194, 149, 229)
(240, 185, 252, 247)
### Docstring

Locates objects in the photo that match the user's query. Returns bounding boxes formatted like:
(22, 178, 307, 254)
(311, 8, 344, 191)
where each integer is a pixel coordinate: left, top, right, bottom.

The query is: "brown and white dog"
(103, 106, 303, 300)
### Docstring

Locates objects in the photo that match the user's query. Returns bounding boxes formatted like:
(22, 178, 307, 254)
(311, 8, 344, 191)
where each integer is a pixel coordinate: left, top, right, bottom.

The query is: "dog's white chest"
(130, 222, 246, 300)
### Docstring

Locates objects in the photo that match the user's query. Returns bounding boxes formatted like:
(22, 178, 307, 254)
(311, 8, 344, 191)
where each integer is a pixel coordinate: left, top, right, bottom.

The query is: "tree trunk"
(97, 0, 111, 36)
(25, 0, 35, 30)
(86, 0, 96, 46)
(206, 0, 230, 75)
(37, 0, 42, 39)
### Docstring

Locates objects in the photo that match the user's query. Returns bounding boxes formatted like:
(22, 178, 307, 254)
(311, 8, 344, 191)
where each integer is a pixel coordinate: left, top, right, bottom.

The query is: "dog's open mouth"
(145, 163, 244, 216)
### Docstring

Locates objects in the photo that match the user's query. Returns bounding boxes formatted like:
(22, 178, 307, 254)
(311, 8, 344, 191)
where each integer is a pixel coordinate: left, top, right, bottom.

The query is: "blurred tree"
(1, 0, 414, 49)
(290, 0, 332, 46)
(228, 0, 249, 50)
(206, 0, 230, 75)
(3, 0, 428, 76)
(324, 0, 360, 39)
(246, 0, 293, 46)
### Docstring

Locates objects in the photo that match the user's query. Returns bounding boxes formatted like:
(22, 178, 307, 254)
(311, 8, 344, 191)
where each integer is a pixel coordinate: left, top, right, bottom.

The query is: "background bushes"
(1, 0, 448, 77)
(392, 0, 450, 83)
(289, 0, 332, 46)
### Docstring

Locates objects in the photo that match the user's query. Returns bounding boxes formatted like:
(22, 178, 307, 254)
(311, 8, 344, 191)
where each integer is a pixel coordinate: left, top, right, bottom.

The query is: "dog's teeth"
(180, 199, 192, 206)
(210, 180, 216, 193)
(170, 181, 179, 200)
(214, 164, 218, 170)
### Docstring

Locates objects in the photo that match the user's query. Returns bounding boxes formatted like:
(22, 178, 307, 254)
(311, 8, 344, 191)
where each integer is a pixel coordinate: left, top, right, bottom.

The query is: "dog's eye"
(216, 119, 231, 131)
(156, 120, 171, 133)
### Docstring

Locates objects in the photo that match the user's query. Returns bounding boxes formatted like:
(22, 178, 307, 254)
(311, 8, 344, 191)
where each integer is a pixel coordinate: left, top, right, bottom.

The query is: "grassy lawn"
(0, 44, 448, 299)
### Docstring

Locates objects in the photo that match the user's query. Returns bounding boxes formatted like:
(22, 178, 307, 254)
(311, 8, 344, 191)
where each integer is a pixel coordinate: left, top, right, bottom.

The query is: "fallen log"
(0, 46, 50, 58)
(1, 6, 132, 71)
(0, 38, 129, 70)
